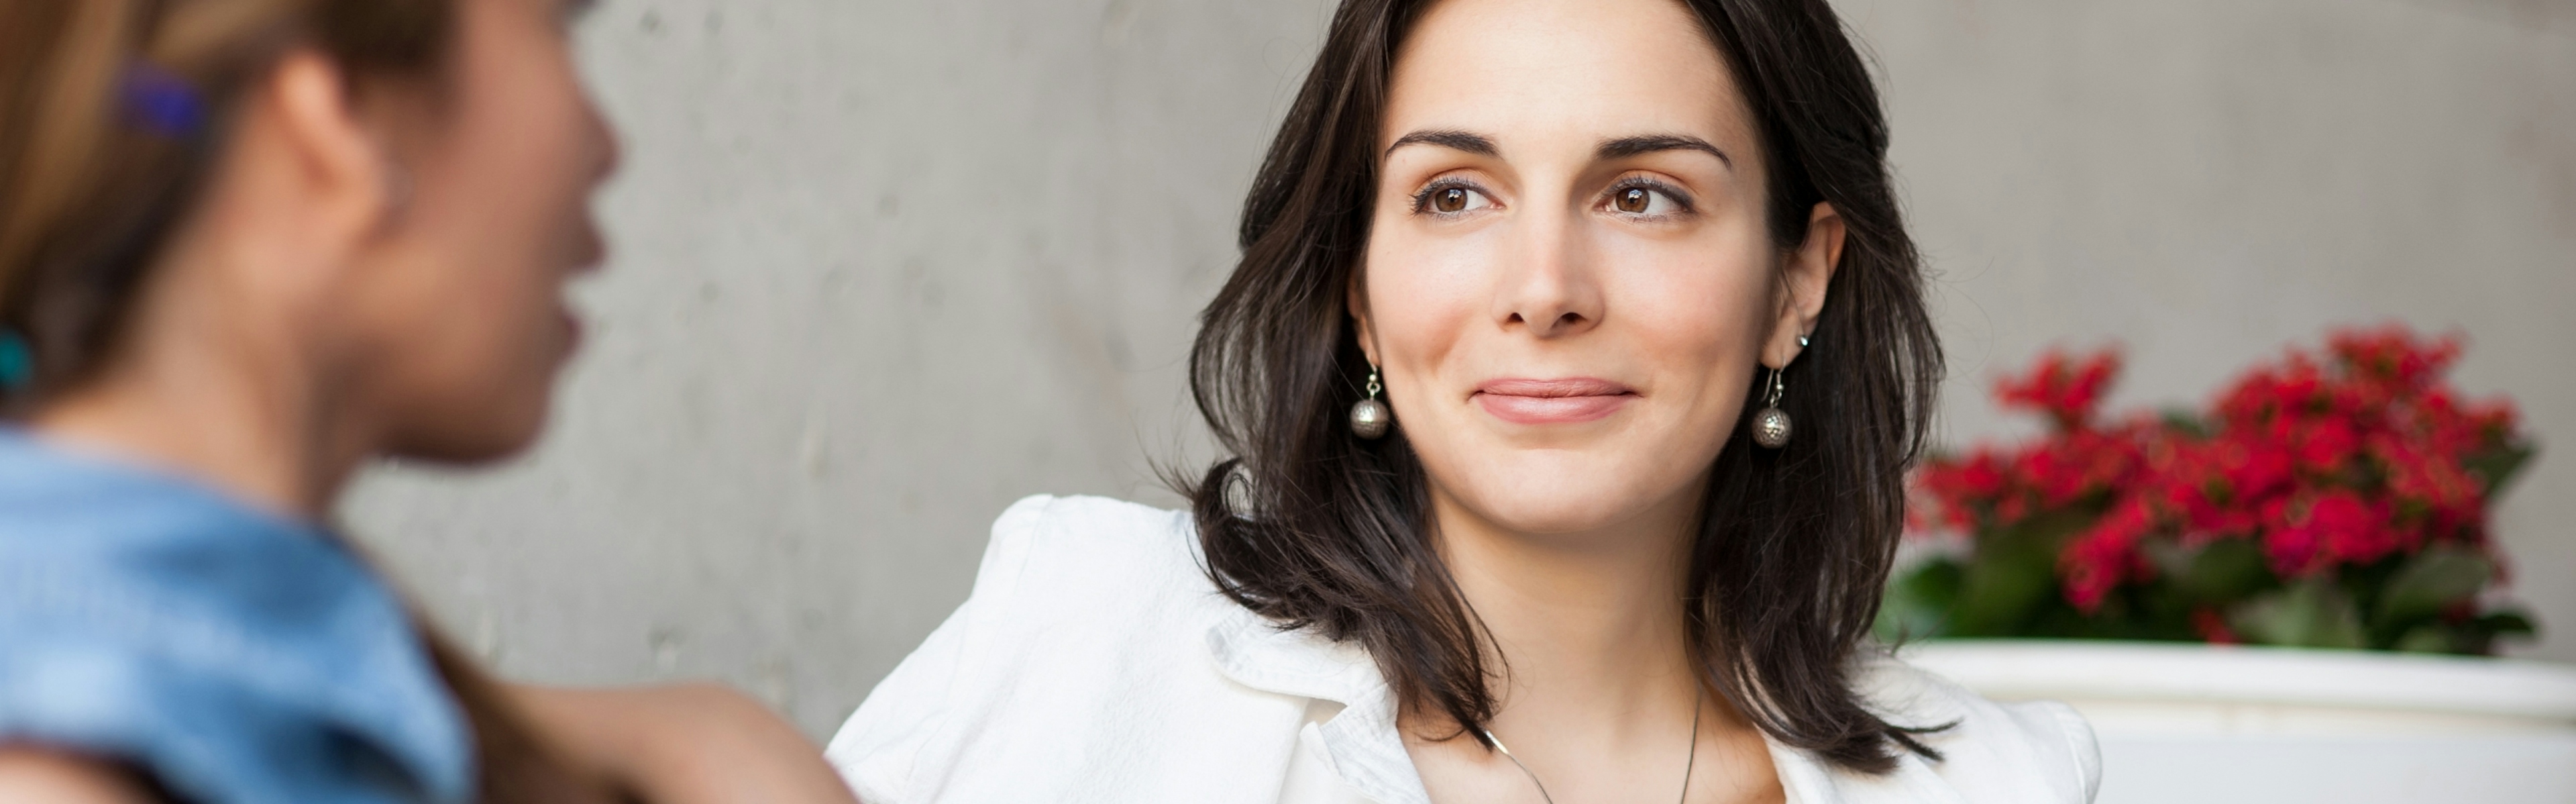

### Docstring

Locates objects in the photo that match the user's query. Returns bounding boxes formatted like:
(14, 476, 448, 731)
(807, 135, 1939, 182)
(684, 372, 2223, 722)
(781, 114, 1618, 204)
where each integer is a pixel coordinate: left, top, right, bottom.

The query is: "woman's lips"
(556, 307, 585, 356)
(1472, 378, 1637, 425)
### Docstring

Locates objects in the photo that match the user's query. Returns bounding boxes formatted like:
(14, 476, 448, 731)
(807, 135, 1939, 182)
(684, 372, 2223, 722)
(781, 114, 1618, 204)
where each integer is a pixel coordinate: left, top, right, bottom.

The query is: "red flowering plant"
(1880, 325, 2538, 653)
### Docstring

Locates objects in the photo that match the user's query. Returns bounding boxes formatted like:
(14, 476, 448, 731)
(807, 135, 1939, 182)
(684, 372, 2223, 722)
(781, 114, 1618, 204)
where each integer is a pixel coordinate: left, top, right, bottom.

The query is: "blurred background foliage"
(1884, 325, 2536, 654)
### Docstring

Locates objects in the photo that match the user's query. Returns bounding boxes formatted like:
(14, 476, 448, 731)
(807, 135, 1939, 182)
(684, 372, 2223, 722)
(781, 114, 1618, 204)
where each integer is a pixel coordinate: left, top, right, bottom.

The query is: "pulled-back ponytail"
(0, 0, 450, 405)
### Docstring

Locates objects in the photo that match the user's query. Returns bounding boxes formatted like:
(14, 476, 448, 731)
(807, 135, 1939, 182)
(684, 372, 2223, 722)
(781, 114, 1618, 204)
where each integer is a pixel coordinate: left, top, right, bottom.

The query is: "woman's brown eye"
(1615, 187, 1651, 213)
(1435, 187, 1468, 213)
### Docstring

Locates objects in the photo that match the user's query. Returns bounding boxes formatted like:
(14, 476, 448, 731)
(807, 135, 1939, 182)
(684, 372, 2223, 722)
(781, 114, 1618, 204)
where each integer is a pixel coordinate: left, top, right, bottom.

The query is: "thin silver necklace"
(1474, 686, 1702, 804)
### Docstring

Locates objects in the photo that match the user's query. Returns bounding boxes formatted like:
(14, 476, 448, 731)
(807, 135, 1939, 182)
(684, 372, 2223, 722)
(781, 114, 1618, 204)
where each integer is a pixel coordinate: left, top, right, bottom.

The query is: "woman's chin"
(1450, 485, 1676, 538)
(1428, 445, 1707, 535)
(386, 397, 554, 466)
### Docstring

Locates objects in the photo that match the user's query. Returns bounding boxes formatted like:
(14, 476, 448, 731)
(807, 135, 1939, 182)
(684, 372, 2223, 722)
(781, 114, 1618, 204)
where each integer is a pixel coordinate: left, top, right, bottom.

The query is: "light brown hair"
(0, 1, 612, 800)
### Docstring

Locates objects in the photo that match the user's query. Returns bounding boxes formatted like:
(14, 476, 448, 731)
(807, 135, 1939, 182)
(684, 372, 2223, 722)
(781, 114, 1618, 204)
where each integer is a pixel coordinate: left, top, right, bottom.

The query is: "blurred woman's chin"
(390, 399, 553, 466)
(397, 437, 536, 467)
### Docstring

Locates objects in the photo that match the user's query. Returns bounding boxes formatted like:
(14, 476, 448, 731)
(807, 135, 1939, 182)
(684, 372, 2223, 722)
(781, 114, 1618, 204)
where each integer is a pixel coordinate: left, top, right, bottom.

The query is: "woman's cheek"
(1365, 236, 1487, 364)
(1636, 238, 1770, 342)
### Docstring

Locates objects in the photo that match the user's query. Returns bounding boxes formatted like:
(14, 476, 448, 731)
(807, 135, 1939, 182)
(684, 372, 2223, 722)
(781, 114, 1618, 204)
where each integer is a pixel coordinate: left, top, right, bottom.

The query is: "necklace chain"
(1476, 687, 1703, 804)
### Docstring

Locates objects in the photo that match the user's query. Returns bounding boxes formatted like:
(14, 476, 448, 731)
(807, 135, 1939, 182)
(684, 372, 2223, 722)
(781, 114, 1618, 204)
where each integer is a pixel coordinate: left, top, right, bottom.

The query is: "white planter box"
(1901, 640, 2576, 804)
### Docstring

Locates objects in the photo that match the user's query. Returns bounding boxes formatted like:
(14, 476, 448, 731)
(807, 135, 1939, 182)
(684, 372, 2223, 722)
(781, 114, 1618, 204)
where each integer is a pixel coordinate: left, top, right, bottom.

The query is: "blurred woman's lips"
(557, 308, 584, 354)
(1472, 378, 1637, 425)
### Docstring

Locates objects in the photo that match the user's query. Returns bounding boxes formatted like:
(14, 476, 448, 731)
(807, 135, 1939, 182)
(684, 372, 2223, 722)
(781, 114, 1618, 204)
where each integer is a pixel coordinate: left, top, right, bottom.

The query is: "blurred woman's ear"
(237, 52, 410, 264)
(1765, 201, 1843, 370)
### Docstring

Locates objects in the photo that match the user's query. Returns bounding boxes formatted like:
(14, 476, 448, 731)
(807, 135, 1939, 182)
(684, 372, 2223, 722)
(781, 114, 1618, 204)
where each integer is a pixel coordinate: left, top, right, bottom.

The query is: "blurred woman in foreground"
(0, 0, 855, 801)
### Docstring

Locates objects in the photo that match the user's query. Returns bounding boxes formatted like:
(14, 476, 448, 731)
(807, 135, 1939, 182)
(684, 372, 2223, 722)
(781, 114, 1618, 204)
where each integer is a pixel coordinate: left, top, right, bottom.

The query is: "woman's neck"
(1427, 483, 1709, 746)
(29, 256, 368, 522)
(1399, 483, 1769, 802)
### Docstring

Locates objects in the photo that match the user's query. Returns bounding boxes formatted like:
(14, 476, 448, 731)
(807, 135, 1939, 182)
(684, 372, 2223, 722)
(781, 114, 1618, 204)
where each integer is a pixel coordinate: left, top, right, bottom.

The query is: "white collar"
(1201, 602, 1966, 804)
(1204, 603, 1434, 804)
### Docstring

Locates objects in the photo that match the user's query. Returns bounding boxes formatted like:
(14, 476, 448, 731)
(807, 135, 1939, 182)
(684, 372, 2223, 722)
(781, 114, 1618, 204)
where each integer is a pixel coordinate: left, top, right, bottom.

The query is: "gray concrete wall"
(344, 0, 2576, 738)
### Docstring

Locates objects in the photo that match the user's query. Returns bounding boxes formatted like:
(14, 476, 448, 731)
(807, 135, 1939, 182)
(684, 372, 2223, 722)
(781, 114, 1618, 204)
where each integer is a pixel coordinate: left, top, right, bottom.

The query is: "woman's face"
(343, 0, 615, 462)
(1354, 0, 1835, 537)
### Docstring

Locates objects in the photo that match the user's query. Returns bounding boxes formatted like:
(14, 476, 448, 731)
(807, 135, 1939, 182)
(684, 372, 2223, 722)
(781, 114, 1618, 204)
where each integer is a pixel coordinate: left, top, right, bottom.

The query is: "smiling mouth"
(1472, 378, 1638, 425)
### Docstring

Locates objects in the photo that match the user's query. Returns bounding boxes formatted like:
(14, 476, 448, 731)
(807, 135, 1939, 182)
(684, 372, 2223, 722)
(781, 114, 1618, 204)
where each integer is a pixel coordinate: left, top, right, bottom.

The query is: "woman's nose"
(1493, 204, 1603, 340)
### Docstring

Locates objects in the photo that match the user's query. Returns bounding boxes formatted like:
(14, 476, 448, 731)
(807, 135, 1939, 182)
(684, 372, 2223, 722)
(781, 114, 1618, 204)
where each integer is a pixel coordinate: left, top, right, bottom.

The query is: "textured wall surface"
(345, 0, 2576, 738)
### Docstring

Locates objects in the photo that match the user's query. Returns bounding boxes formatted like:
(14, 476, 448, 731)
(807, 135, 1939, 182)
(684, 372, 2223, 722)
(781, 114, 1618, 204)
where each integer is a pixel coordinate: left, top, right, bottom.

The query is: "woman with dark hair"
(830, 0, 2096, 801)
(0, 1, 856, 801)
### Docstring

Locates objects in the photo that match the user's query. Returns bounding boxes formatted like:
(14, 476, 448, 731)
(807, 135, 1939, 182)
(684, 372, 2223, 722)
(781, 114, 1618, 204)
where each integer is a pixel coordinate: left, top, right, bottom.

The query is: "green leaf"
(2375, 548, 2493, 625)
(2143, 538, 2273, 604)
(2443, 610, 2542, 656)
(2392, 626, 2455, 654)
(2480, 610, 2538, 638)
(2159, 408, 2213, 439)
(1947, 511, 2091, 636)
(2180, 539, 2273, 603)
(2464, 442, 2536, 501)
(1876, 559, 1964, 643)
(2232, 579, 2367, 649)
(2141, 540, 2192, 584)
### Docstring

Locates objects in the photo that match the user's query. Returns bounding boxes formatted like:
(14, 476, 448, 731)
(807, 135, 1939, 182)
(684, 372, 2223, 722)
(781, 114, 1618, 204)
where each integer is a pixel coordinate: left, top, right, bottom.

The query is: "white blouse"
(826, 495, 2101, 804)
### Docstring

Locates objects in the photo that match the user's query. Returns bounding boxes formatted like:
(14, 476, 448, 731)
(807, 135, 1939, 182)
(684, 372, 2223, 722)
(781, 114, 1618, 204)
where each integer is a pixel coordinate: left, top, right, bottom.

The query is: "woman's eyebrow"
(1386, 129, 1499, 158)
(1597, 134, 1732, 169)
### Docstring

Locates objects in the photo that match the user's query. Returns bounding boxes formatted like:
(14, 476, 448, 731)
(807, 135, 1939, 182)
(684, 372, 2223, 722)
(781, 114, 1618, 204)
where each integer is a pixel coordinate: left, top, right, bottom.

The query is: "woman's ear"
(1347, 263, 1381, 366)
(260, 50, 406, 249)
(1764, 202, 1843, 370)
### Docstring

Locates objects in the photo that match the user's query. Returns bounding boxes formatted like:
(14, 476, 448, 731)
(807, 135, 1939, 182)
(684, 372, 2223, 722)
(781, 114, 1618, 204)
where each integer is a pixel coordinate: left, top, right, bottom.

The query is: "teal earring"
(0, 331, 34, 391)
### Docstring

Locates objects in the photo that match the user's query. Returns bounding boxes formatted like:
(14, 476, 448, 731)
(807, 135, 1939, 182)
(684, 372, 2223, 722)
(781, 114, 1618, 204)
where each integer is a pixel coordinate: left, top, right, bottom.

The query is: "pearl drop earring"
(1752, 366, 1792, 449)
(1350, 365, 1391, 440)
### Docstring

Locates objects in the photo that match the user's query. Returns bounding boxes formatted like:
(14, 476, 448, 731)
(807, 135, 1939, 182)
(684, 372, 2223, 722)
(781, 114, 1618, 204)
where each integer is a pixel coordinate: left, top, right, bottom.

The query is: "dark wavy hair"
(1179, 0, 1945, 773)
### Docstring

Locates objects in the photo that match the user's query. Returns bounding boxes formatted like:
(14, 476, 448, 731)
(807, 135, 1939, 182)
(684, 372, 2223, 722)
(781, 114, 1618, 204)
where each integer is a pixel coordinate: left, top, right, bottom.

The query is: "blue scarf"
(0, 430, 472, 803)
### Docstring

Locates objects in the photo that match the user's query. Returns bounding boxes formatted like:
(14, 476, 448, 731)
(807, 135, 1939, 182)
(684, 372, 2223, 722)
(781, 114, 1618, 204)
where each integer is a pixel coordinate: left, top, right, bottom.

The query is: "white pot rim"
(1897, 639, 2576, 721)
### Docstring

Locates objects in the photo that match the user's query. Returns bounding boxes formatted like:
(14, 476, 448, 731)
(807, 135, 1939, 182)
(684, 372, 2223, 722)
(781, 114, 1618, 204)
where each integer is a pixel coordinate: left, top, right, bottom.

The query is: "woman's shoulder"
(0, 432, 471, 804)
(1836, 653, 2102, 803)
(835, 493, 1223, 693)
(992, 492, 1201, 572)
(949, 494, 1210, 619)
(829, 495, 1318, 803)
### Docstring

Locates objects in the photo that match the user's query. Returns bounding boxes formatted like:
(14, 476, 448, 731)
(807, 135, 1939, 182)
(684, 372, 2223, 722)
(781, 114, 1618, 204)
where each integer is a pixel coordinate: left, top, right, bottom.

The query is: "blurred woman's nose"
(1492, 201, 1603, 340)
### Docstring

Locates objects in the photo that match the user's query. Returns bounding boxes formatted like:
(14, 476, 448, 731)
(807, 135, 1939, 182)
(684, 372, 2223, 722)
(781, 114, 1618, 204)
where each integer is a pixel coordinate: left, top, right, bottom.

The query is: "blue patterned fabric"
(0, 430, 472, 803)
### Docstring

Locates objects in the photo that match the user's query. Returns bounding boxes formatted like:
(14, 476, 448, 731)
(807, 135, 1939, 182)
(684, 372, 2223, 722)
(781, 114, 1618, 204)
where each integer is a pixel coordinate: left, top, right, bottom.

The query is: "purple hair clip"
(119, 62, 206, 138)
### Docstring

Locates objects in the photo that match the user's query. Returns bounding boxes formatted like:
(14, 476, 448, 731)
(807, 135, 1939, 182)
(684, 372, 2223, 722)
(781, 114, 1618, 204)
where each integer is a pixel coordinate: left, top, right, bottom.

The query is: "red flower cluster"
(1913, 348, 2140, 535)
(1911, 325, 2526, 615)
